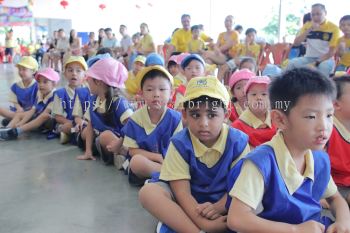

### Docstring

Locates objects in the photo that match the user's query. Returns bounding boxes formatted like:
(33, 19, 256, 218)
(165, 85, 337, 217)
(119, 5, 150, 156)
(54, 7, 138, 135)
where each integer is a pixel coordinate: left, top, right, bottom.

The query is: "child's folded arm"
(129, 148, 163, 163)
(16, 108, 35, 126)
(326, 191, 350, 232)
(170, 179, 227, 233)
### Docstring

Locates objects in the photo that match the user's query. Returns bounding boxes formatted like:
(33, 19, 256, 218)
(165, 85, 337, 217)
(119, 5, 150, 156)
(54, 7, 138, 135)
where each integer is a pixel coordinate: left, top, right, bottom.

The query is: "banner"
(0, 5, 33, 26)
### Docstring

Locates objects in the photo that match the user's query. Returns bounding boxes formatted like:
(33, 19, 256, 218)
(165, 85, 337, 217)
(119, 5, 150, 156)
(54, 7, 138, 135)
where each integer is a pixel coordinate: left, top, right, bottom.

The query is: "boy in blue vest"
(52, 56, 88, 144)
(122, 65, 182, 185)
(227, 67, 350, 233)
(139, 76, 250, 233)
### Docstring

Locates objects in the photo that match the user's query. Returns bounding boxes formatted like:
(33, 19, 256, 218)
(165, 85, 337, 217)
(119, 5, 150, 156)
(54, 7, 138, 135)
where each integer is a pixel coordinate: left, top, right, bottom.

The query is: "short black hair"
(340, 15, 350, 23)
(234, 25, 243, 31)
(312, 3, 326, 11)
(303, 13, 312, 24)
(96, 47, 113, 57)
(183, 95, 226, 111)
(334, 75, 350, 100)
(141, 70, 172, 89)
(239, 57, 256, 70)
(181, 14, 191, 20)
(104, 28, 112, 32)
(167, 60, 177, 69)
(191, 25, 200, 32)
(269, 67, 336, 115)
(245, 28, 257, 35)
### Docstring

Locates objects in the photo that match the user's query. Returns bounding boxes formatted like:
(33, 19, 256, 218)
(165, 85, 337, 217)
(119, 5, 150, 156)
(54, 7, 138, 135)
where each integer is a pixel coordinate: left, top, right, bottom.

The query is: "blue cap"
(87, 53, 111, 68)
(180, 54, 205, 69)
(145, 53, 165, 67)
(262, 64, 282, 78)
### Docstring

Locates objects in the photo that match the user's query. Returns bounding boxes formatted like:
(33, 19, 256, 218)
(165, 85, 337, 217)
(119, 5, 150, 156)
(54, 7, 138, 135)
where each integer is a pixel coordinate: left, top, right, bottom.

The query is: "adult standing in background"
(68, 29, 82, 56)
(53, 28, 69, 72)
(287, 3, 340, 75)
(97, 28, 105, 49)
(5, 29, 16, 63)
(137, 23, 156, 56)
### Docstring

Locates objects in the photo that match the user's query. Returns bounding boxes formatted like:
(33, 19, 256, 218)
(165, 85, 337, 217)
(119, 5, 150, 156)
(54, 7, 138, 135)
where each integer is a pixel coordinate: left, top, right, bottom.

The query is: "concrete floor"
(0, 64, 156, 233)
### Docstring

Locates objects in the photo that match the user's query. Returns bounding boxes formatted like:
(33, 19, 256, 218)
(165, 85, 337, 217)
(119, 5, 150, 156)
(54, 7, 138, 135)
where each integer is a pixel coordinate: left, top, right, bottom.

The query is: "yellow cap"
(182, 76, 230, 108)
(136, 65, 174, 90)
(64, 56, 88, 71)
(134, 55, 146, 64)
(16, 56, 39, 71)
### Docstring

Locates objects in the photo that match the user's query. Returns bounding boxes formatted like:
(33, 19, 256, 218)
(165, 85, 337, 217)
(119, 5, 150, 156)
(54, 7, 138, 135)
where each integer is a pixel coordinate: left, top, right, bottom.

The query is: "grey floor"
(0, 64, 156, 233)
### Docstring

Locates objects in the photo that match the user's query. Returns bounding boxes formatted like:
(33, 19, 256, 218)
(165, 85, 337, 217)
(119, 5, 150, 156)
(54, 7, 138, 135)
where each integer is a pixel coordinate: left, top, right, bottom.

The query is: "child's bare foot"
(76, 153, 96, 160)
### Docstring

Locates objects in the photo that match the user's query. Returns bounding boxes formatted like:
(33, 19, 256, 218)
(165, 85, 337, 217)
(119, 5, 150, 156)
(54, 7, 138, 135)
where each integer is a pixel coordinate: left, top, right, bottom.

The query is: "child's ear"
(333, 100, 341, 111)
(271, 109, 288, 130)
(181, 108, 187, 121)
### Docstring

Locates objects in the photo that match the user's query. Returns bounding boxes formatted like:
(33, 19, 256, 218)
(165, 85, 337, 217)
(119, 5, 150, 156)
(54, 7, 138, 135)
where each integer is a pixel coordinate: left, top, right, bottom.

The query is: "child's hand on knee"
(327, 221, 350, 233)
(196, 202, 222, 220)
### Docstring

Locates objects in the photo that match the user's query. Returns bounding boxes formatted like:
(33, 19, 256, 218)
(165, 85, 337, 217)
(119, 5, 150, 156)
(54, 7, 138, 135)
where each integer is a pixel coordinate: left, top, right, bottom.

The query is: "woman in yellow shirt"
(138, 23, 156, 56)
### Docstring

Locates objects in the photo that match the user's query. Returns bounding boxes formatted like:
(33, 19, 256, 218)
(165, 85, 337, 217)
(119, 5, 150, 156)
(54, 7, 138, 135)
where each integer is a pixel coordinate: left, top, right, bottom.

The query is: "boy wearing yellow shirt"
(336, 15, 350, 72)
(188, 25, 206, 54)
(125, 55, 146, 98)
(227, 67, 350, 233)
(139, 77, 250, 233)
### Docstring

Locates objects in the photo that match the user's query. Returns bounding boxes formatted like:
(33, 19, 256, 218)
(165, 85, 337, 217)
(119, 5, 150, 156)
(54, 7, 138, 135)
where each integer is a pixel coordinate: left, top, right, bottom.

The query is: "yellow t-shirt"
(239, 109, 272, 129)
(140, 34, 155, 54)
(160, 124, 250, 181)
(229, 131, 338, 210)
(188, 38, 206, 53)
(236, 43, 261, 60)
(299, 20, 340, 57)
(171, 29, 192, 53)
(338, 36, 350, 67)
(173, 73, 187, 88)
(125, 71, 139, 96)
(123, 106, 183, 149)
(217, 31, 240, 57)
(33, 89, 55, 112)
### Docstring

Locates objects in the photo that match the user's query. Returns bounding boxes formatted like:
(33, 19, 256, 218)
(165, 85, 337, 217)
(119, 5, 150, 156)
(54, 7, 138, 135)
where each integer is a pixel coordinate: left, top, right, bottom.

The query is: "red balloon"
(60, 0, 68, 9)
(99, 4, 106, 10)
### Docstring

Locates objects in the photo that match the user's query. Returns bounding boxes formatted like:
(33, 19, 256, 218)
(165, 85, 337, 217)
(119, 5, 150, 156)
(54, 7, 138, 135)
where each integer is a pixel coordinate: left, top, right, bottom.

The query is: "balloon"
(60, 0, 68, 9)
(99, 3, 106, 10)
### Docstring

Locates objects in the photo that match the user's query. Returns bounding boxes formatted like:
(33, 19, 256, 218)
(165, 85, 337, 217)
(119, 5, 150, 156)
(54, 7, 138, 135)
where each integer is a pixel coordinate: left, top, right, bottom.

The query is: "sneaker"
(156, 221, 176, 233)
(60, 132, 70, 144)
(0, 128, 18, 140)
(113, 154, 126, 170)
(1, 118, 10, 127)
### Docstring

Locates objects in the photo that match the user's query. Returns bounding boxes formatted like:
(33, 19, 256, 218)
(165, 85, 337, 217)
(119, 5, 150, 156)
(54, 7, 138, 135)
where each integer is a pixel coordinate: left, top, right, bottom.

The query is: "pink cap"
(244, 76, 271, 95)
(229, 69, 255, 89)
(35, 68, 60, 84)
(168, 55, 178, 64)
(86, 57, 128, 88)
(176, 53, 190, 65)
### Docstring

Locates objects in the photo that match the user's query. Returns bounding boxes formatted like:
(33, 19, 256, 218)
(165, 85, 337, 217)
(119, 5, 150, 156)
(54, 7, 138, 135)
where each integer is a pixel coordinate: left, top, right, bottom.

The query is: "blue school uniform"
(54, 87, 75, 121)
(170, 127, 248, 204)
(73, 87, 91, 116)
(10, 81, 38, 111)
(90, 95, 132, 137)
(227, 145, 333, 229)
(122, 108, 181, 156)
(33, 93, 54, 117)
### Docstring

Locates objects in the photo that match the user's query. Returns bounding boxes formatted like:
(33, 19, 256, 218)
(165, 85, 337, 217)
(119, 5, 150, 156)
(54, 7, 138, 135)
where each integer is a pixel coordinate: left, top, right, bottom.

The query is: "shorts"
(154, 181, 175, 200)
(5, 48, 13, 56)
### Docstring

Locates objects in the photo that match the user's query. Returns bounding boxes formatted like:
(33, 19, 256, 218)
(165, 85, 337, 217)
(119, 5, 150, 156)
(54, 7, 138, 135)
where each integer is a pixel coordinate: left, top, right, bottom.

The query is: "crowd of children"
(1, 5, 350, 233)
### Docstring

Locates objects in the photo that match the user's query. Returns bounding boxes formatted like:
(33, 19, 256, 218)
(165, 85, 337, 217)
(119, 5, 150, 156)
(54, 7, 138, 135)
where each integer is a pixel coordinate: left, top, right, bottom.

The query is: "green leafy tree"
(263, 13, 300, 41)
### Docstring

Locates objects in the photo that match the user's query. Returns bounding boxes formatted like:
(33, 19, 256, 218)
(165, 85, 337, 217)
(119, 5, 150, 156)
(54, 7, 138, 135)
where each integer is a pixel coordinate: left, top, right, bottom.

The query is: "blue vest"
(73, 87, 91, 116)
(33, 94, 54, 117)
(122, 108, 181, 156)
(53, 88, 75, 121)
(171, 128, 248, 204)
(10, 81, 38, 111)
(90, 95, 132, 137)
(227, 145, 333, 229)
